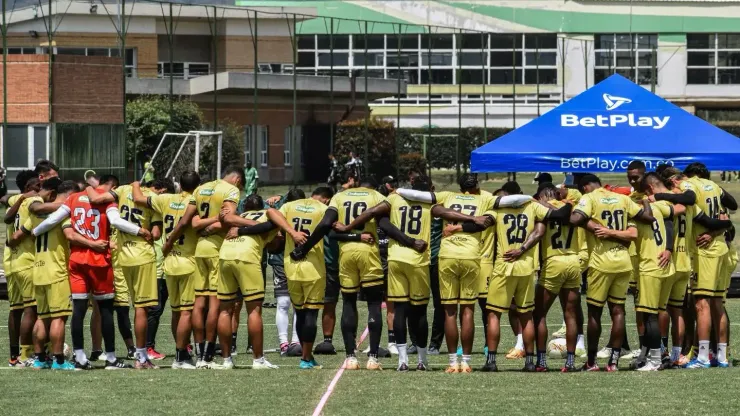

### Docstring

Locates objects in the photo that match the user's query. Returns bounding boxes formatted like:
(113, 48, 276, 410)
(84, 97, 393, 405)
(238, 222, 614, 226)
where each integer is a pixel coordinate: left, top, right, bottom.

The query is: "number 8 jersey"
(64, 190, 116, 267)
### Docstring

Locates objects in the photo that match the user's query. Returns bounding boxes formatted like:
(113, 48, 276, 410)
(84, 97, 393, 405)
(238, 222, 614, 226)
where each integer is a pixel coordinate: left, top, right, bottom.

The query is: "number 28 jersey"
(328, 188, 386, 256)
(489, 201, 550, 277)
(64, 190, 116, 267)
(574, 188, 643, 273)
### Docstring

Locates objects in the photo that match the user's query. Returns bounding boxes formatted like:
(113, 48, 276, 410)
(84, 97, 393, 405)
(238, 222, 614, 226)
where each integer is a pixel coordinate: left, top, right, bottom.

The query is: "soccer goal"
(146, 130, 224, 183)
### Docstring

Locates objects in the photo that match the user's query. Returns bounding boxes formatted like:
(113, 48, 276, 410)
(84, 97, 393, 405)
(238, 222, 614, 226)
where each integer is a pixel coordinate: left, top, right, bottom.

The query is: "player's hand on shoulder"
(360, 232, 374, 244)
(333, 221, 349, 233)
(225, 227, 239, 240)
(474, 215, 493, 228)
(265, 196, 281, 206)
(412, 239, 428, 253)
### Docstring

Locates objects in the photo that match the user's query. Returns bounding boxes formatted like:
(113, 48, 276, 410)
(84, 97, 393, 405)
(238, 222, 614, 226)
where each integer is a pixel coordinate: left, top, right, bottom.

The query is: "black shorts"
(272, 262, 288, 298)
(324, 265, 340, 304)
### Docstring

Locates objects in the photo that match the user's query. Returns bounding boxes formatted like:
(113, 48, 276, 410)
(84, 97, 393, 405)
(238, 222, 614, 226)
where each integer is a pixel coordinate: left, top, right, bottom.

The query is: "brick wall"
(218, 36, 293, 72)
(52, 55, 124, 124)
(0, 55, 50, 123)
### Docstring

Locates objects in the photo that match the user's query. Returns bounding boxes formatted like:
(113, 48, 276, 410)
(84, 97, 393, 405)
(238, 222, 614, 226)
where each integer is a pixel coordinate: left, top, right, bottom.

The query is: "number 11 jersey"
(64, 190, 116, 267)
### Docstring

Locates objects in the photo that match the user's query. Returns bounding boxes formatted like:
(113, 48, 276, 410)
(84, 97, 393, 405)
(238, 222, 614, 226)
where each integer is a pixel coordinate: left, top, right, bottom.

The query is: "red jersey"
(64, 190, 116, 267)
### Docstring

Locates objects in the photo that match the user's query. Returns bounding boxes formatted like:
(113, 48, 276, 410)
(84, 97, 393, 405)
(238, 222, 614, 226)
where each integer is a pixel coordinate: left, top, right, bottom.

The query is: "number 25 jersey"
(280, 199, 328, 282)
(111, 184, 160, 267)
(64, 190, 116, 267)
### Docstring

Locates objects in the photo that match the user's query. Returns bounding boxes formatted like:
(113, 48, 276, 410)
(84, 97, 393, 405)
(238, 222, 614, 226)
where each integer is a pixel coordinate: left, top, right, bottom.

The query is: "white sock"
(397, 343, 408, 366)
(418, 347, 427, 364)
(671, 346, 681, 362)
(291, 309, 300, 344)
(223, 356, 233, 364)
(448, 353, 458, 366)
(718, 343, 728, 363)
(136, 347, 148, 363)
(576, 334, 585, 349)
(461, 354, 471, 364)
(649, 348, 662, 364)
(698, 340, 710, 362)
(106, 352, 116, 363)
(74, 349, 88, 365)
(515, 334, 524, 350)
(276, 296, 291, 345)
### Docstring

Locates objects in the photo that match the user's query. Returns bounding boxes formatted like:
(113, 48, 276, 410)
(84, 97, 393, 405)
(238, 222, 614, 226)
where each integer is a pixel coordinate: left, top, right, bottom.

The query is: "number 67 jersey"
(64, 190, 116, 267)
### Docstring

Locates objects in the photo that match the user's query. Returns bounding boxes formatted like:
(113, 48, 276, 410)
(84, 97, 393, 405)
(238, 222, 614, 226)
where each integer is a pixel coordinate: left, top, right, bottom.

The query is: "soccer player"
(217, 193, 281, 370)
(334, 174, 487, 371)
(532, 183, 583, 372)
(33, 174, 148, 369)
(2, 170, 41, 366)
(631, 173, 681, 371)
(86, 179, 172, 369)
(34, 159, 59, 181)
(8, 179, 78, 370)
(191, 167, 244, 368)
(570, 174, 654, 372)
(266, 188, 336, 369)
(133, 171, 201, 369)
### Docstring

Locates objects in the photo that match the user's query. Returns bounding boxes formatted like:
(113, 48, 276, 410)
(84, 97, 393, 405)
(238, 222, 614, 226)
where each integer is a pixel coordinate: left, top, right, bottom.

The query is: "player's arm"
(289, 209, 339, 260)
(631, 199, 655, 224)
(4, 193, 32, 224)
(32, 205, 70, 236)
(333, 201, 390, 233)
(592, 223, 637, 243)
(493, 195, 533, 208)
(503, 222, 546, 262)
(131, 182, 151, 206)
(63, 227, 108, 253)
(720, 187, 738, 211)
(395, 189, 435, 203)
(86, 186, 116, 205)
(192, 214, 219, 231)
(694, 211, 733, 230)
(377, 216, 421, 250)
(219, 201, 260, 228)
(328, 230, 365, 243)
(430, 205, 491, 228)
(106, 206, 151, 242)
(0, 194, 10, 207)
(236, 221, 277, 236)
(265, 208, 309, 245)
(7, 227, 30, 248)
(653, 190, 696, 206)
(542, 202, 572, 222)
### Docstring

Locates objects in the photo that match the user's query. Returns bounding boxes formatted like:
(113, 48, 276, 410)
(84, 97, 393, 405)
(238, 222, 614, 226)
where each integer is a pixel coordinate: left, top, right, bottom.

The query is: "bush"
(397, 153, 428, 178)
(334, 118, 397, 179)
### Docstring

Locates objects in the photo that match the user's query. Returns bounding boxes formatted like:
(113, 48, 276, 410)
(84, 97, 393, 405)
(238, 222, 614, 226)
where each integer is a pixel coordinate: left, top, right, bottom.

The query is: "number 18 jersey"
(386, 193, 432, 267)
(64, 190, 116, 267)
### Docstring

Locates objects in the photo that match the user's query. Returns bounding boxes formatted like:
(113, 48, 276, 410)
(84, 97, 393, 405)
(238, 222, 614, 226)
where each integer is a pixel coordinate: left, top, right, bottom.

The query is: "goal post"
(146, 130, 223, 183)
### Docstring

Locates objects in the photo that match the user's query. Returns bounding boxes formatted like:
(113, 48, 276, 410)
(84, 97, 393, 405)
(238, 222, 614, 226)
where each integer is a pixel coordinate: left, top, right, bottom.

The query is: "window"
(157, 62, 210, 80)
(490, 33, 558, 85)
(260, 126, 269, 167)
(284, 126, 293, 166)
(687, 34, 740, 84)
(593, 34, 657, 85)
(2, 125, 48, 169)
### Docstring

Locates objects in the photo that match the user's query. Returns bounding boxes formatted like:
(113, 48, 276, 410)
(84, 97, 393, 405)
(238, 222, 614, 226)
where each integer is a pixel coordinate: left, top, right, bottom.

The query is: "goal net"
(147, 130, 223, 185)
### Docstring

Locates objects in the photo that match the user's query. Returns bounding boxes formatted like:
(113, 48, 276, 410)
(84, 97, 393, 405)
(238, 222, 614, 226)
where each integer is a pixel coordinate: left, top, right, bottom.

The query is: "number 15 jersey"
(64, 190, 116, 267)
(574, 188, 643, 273)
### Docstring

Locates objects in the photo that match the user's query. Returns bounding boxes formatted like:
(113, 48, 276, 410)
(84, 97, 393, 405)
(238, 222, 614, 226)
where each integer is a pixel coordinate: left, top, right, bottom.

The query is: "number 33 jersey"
(111, 184, 161, 267)
(64, 190, 117, 267)
(488, 201, 551, 277)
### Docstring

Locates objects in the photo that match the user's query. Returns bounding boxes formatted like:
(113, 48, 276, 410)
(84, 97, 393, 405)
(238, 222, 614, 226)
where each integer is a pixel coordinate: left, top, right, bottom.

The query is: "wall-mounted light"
(90, 4, 97, 14)
(29, 30, 38, 38)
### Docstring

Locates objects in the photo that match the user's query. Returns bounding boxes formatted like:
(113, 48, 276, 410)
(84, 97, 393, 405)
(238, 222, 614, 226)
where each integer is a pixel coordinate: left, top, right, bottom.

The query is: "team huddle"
(1, 159, 737, 372)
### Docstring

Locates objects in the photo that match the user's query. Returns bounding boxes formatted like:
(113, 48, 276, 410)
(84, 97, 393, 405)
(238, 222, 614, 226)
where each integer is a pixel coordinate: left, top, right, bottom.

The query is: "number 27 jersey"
(64, 190, 116, 267)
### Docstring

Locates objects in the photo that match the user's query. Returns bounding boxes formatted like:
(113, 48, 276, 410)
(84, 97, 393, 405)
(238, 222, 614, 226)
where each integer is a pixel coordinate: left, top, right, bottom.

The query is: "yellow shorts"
(7, 269, 35, 311)
(629, 256, 639, 287)
(338, 249, 384, 293)
(194, 256, 220, 297)
(722, 253, 735, 299)
(113, 266, 129, 307)
(288, 278, 325, 310)
(218, 260, 265, 302)
(540, 255, 581, 294)
(635, 273, 666, 314)
(586, 269, 630, 308)
(478, 262, 493, 299)
(578, 252, 589, 274)
(35, 280, 72, 319)
(661, 272, 690, 310)
(692, 255, 727, 298)
(486, 273, 536, 313)
(387, 260, 430, 305)
(438, 258, 480, 305)
(166, 272, 196, 312)
(121, 262, 158, 308)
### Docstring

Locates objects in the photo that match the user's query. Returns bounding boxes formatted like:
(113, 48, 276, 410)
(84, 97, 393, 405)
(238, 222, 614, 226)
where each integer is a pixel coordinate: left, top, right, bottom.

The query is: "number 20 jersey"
(64, 190, 116, 267)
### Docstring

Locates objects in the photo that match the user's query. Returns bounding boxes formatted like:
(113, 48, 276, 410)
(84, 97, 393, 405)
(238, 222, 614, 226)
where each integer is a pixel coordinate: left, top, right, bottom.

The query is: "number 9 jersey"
(64, 190, 116, 267)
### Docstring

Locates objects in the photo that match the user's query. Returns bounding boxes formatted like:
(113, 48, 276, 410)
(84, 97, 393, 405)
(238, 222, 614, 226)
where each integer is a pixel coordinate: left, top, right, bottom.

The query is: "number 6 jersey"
(64, 190, 117, 267)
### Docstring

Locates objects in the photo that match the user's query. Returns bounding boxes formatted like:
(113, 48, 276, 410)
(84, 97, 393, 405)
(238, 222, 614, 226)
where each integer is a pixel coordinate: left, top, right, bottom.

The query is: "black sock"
(10, 345, 19, 360)
(536, 351, 547, 367)
(566, 352, 575, 367)
(295, 310, 306, 345)
(367, 302, 383, 357)
(409, 304, 429, 349)
(486, 351, 497, 364)
(302, 310, 319, 345)
(72, 299, 88, 351)
(587, 349, 597, 366)
(36, 351, 46, 363)
(197, 342, 205, 360)
(340, 293, 358, 357)
(525, 353, 534, 366)
(115, 306, 133, 341)
(661, 336, 669, 351)
(204, 341, 215, 362)
(98, 299, 116, 353)
(323, 335, 332, 344)
(55, 354, 65, 365)
(392, 303, 408, 346)
(638, 334, 645, 349)
(644, 314, 661, 350)
(232, 332, 238, 348)
(175, 348, 190, 362)
(388, 330, 396, 344)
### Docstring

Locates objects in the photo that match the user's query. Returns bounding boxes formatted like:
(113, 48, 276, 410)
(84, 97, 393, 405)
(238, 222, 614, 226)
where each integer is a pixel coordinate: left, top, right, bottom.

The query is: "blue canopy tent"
(471, 74, 740, 173)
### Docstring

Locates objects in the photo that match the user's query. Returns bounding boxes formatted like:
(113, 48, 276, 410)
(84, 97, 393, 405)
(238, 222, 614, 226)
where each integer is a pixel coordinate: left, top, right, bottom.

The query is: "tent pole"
(482, 31, 488, 180)
(364, 21, 369, 178)
(330, 17, 334, 153)
(511, 34, 517, 182)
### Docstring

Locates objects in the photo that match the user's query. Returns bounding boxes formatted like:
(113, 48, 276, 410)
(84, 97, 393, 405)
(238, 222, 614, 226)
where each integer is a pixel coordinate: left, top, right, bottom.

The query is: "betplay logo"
(560, 93, 670, 129)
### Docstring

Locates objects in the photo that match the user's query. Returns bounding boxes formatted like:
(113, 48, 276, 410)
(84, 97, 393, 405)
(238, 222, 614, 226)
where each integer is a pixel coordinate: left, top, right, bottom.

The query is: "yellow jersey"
(542, 199, 579, 260)
(488, 201, 551, 276)
(436, 191, 496, 260)
(111, 185, 160, 267)
(23, 215, 71, 286)
(477, 190, 496, 264)
(328, 187, 386, 256)
(219, 210, 277, 263)
(634, 201, 676, 277)
(193, 180, 241, 258)
(681, 178, 728, 258)
(280, 199, 328, 282)
(575, 188, 644, 273)
(149, 192, 198, 276)
(3, 196, 44, 274)
(386, 193, 432, 267)
(674, 205, 701, 273)
(565, 188, 582, 204)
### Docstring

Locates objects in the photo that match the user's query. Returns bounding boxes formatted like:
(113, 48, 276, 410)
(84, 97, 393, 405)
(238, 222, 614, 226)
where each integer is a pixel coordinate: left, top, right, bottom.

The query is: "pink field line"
(311, 326, 370, 416)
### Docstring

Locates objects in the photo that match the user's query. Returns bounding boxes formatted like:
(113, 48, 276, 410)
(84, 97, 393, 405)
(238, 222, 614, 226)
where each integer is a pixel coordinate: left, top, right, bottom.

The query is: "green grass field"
(3, 172, 740, 415)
